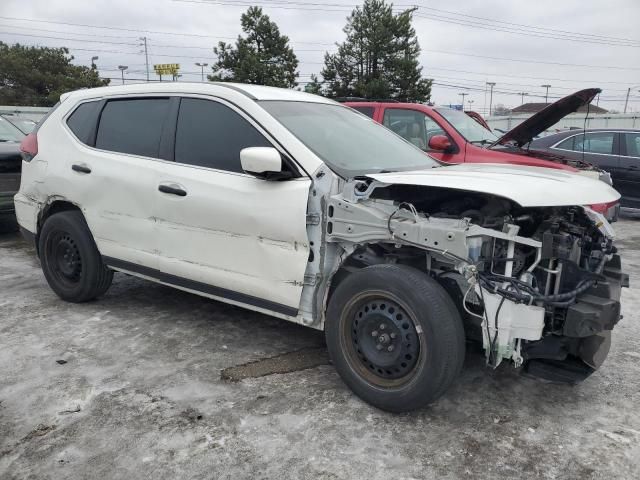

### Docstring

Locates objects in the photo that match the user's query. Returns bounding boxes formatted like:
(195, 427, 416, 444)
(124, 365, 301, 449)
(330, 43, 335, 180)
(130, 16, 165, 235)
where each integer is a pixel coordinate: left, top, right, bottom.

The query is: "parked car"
(530, 129, 640, 211)
(344, 89, 619, 220)
(0, 115, 25, 230)
(1, 113, 37, 134)
(16, 83, 627, 412)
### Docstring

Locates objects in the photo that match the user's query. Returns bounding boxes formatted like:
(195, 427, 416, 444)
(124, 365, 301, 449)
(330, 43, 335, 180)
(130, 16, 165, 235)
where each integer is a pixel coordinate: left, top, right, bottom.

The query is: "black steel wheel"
(348, 296, 421, 385)
(326, 264, 465, 412)
(39, 210, 113, 302)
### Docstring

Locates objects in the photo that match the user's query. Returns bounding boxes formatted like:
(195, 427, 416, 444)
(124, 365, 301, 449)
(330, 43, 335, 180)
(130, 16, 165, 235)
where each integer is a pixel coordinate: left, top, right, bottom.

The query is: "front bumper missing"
(521, 254, 628, 383)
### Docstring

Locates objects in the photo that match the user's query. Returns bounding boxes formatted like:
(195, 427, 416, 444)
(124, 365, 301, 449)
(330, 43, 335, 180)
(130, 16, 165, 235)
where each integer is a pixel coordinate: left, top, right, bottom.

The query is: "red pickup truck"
(344, 89, 603, 172)
(344, 88, 618, 217)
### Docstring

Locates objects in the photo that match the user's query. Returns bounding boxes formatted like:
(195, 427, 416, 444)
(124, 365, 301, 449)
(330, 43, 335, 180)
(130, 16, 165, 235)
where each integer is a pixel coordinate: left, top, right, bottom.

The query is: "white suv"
(15, 83, 627, 411)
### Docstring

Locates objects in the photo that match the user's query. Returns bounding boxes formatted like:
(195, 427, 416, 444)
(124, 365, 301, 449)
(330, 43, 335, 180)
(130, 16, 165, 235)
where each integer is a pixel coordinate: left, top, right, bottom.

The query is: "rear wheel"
(325, 264, 465, 412)
(39, 210, 113, 302)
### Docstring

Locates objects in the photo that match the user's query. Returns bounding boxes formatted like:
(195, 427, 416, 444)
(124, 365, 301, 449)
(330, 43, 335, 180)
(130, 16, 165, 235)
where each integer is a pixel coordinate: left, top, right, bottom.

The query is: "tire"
(38, 210, 113, 302)
(325, 264, 465, 412)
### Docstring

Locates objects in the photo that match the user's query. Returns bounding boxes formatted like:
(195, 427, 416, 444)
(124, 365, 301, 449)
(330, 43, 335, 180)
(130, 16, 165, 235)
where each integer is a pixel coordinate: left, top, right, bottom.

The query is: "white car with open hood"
(15, 83, 628, 412)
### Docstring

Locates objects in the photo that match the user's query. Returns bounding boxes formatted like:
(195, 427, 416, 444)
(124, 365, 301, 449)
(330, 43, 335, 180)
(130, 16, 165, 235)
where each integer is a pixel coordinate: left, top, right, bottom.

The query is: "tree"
(303, 74, 323, 95)
(0, 42, 109, 107)
(209, 7, 299, 88)
(320, 0, 431, 102)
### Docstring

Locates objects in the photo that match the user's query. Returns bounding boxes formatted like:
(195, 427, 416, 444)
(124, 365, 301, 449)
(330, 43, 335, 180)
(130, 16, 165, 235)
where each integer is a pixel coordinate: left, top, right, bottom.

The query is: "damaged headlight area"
(327, 183, 629, 384)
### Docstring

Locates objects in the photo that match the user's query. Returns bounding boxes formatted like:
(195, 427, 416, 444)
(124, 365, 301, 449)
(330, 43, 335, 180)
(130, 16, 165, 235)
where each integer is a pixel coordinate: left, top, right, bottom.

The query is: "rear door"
(64, 97, 170, 269)
(618, 131, 640, 209)
(153, 96, 311, 315)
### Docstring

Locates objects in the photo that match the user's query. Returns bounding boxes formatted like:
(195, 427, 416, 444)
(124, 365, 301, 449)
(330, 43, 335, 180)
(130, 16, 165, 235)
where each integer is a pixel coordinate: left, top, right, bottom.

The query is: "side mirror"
(428, 135, 454, 153)
(240, 147, 292, 180)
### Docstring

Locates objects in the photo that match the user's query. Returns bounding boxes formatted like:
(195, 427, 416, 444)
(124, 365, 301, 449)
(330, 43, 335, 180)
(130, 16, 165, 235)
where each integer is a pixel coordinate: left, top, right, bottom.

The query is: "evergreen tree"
(209, 7, 299, 88)
(321, 0, 431, 102)
(0, 42, 109, 107)
(303, 74, 323, 95)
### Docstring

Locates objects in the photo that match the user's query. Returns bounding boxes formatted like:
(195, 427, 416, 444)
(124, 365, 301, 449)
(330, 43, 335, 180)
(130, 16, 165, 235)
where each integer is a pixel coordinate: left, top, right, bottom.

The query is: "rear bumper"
(13, 191, 39, 233)
(522, 254, 628, 383)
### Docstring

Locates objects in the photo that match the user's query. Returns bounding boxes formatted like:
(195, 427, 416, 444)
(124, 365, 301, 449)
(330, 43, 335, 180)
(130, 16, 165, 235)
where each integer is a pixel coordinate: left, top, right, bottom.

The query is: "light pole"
(467, 99, 474, 110)
(118, 65, 128, 85)
(195, 62, 209, 82)
(91, 56, 99, 69)
(541, 84, 551, 104)
(458, 92, 468, 110)
(486, 82, 496, 116)
(624, 86, 640, 113)
(518, 92, 529, 105)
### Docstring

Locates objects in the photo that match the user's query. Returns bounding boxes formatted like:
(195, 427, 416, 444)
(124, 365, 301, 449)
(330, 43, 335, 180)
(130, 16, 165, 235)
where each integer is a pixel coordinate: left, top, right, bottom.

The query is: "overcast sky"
(2, 0, 639, 113)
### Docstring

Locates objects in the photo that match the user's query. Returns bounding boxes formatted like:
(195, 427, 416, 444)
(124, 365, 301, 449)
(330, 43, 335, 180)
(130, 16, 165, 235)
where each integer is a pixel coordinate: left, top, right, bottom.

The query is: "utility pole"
(195, 62, 208, 82)
(118, 65, 128, 85)
(486, 82, 496, 116)
(541, 84, 551, 104)
(458, 92, 468, 110)
(622, 87, 640, 113)
(140, 36, 149, 82)
(518, 92, 528, 105)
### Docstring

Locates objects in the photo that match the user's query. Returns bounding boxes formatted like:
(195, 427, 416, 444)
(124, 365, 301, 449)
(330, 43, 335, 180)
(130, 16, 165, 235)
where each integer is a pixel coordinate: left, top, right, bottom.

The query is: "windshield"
(0, 116, 25, 142)
(260, 101, 439, 177)
(436, 108, 498, 144)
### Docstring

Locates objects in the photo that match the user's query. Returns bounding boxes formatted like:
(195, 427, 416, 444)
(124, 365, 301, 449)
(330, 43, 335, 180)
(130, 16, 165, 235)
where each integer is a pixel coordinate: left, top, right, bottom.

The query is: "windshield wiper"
(469, 139, 492, 146)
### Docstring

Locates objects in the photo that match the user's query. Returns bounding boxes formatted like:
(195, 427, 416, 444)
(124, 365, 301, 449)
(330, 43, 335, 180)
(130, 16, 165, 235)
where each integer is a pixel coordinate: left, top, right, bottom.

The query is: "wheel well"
(35, 200, 83, 253)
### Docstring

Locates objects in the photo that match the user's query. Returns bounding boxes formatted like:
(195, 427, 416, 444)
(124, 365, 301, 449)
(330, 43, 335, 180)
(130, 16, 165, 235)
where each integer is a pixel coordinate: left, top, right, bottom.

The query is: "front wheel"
(325, 264, 465, 412)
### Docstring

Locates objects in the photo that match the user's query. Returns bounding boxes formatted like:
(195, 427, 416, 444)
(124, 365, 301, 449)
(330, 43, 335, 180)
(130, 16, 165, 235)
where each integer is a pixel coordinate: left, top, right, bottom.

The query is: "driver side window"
(382, 108, 445, 151)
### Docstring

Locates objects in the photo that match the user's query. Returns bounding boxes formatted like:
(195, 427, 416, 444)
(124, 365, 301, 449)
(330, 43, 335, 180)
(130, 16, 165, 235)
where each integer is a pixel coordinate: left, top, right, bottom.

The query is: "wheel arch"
(35, 198, 85, 255)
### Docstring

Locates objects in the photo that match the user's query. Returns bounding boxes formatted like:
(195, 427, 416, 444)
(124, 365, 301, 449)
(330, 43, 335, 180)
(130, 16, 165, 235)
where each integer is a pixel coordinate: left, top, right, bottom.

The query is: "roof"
(511, 102, 608, 114)
(60, 82, 337, 104)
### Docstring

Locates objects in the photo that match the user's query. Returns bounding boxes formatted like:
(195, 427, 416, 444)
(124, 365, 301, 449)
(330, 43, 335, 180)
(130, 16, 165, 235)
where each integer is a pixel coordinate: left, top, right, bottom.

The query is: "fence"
(485, 112, 640, 133)
(0, 106, 51, 122)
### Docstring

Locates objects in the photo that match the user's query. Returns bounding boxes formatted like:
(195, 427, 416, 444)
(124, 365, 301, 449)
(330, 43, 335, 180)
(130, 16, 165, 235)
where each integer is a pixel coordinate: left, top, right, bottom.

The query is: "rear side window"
(623, 132, 640, 157)
(174, 98, 271, 173)
(96, 98, 170, 158)
(557, 132, 615, 155)
(351, 106, 375, 118)
(67, 101, 100, 144)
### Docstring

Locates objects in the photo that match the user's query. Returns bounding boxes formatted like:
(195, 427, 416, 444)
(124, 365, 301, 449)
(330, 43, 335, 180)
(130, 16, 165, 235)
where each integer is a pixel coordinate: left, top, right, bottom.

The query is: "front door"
(154, 97, 311, 315)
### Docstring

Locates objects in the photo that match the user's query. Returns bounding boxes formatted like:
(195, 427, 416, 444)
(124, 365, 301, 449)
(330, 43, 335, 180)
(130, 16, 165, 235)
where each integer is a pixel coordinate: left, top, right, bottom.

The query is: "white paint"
(368, 163, 621, 207)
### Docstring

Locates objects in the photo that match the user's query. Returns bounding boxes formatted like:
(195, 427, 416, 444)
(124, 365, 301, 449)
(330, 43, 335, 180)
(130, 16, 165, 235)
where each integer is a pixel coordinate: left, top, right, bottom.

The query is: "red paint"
(345, 102, 579, 172)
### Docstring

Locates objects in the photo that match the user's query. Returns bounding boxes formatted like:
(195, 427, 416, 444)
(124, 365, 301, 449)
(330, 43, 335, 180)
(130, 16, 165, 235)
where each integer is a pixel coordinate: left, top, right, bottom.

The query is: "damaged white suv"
(16, 83, 628, 412)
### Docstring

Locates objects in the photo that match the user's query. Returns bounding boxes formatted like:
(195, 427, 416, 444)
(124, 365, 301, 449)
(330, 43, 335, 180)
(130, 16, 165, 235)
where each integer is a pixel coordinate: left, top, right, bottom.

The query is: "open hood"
(490, 88, 601, 148)
(367, 163, 619, 208)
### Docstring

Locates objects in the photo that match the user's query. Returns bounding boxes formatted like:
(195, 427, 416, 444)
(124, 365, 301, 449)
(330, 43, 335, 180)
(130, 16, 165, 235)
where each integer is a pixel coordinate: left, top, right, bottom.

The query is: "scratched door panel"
(154, 161, 311, 310)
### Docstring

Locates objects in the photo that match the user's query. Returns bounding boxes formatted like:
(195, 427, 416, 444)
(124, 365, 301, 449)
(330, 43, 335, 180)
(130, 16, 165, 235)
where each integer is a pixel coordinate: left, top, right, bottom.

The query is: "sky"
(1, 0, 639, 114)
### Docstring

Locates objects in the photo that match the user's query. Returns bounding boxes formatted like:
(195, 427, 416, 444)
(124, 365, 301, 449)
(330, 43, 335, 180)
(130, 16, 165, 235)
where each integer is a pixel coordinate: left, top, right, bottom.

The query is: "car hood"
(367, 163, 620, 208)
(490, 88, 601, 148)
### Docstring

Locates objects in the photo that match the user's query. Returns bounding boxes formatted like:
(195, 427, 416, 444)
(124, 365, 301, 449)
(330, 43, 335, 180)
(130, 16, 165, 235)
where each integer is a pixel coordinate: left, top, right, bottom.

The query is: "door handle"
(158, 184, 187, 197)
(72, 164, 91, 174)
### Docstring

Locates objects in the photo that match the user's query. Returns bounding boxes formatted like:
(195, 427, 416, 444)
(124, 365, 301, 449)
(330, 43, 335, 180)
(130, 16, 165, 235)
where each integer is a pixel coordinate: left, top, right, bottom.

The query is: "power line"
(0, 15, 334, 45)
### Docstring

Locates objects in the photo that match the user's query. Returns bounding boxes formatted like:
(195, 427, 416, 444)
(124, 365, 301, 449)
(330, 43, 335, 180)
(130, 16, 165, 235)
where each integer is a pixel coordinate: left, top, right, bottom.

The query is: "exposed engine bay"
(320, 179, 629, 383)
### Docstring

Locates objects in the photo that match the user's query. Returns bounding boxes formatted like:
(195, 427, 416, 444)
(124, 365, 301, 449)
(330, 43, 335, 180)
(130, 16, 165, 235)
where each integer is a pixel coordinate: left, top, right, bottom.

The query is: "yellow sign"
(153, 63, 180, 76)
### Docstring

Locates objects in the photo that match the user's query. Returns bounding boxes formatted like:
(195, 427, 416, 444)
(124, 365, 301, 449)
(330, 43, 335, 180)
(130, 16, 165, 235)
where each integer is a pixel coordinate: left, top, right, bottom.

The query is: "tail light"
(20, 132, 38, 162)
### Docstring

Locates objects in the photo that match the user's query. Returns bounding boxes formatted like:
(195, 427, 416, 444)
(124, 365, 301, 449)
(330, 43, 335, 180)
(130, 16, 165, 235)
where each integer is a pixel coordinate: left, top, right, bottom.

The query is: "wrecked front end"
(324, 177, 628, 383)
